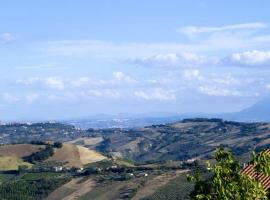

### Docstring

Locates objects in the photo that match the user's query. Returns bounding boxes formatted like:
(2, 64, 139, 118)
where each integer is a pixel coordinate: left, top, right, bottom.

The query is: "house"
(137, 172, 148, 177)
(53, 166, 63, 172)
(76, 167, 84, 173)
(242, 149, 270, 191)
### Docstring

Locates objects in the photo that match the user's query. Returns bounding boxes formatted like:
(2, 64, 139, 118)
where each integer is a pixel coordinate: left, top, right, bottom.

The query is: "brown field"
(0, 144, 44, 158)
(45, 177, 95, 200)
(79, 177, 143, 200)
(132, 170, 189, 200)
(78, 170, 189, 200)
(68, 137, 103, 147)
(47, 144, 107, 168)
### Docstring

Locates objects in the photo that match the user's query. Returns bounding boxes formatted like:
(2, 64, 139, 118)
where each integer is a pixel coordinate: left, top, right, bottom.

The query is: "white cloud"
(1, 93, 20, 102)
(183, 69, 201, 80)
(17, 72, 136, 91)
(211, 75, 240, 85)
(44, 77, 65, 90)
(222, 50, 270, 67)
(39, 28, 270, 62)
(113, 72, 134, 82)
(16, 77, 65, 90)
(70, 77, 92, 87)
(25, 93, 39, 103)
(134, 88, 176, 101)
(1, 32, 15, 44)
(178, 22, 267, 37)
(86, 89, 121, 98)
(132, 53, 210, 69)
(148, 78, 170, 85)
(198, 86, 241, 97)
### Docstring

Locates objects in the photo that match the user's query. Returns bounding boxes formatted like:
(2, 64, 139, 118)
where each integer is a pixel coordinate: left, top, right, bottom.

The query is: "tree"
(188, 147, 268, 200)
(53, 142, 63, 149)
(253, 150, 270, 177)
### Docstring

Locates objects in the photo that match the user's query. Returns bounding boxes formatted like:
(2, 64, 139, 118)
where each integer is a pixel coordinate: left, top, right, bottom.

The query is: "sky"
(1, 0, 270, 120)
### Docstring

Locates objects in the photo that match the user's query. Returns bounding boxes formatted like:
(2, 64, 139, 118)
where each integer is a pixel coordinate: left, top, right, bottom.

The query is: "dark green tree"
(188, 147, 268, 200)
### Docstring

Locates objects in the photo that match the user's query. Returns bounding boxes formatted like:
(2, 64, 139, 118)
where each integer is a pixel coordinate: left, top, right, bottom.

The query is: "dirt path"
(132, 170, 189, 200)
(45, 177, 95, 200)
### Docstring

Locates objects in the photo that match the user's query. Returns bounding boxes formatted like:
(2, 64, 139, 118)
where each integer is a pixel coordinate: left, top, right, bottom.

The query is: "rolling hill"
(95, 118, 270, 163)
(2, 118, 270, 165)
(0, 143, 107, 169)
(47, 143, 107, 168)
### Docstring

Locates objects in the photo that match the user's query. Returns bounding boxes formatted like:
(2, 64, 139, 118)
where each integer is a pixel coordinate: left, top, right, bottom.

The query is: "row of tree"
(23, 142, 63, 163)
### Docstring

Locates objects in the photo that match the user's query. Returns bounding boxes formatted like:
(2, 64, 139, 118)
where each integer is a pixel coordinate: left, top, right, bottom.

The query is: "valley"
(0, 118, 270, 199)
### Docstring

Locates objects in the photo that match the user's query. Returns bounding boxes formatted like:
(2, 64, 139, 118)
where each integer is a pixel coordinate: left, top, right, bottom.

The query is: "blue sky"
(1, 0, 270, 120)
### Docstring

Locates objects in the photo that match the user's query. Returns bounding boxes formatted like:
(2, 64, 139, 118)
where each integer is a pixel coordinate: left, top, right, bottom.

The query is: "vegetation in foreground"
(188, 147, 270, 200)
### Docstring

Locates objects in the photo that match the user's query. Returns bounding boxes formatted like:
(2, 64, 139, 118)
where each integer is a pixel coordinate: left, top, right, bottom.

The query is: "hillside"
(0, 144, 43, 170)
(95, 118, 270, 163)
(0, 144, 45, 158)
(0, 143, 107, 169)
(0, 156, 32, 170)
(2, 119, 270, 199)
(2, 119, 270, 164)
(47, 144, 107, 168)
(234, 98, 270, 122)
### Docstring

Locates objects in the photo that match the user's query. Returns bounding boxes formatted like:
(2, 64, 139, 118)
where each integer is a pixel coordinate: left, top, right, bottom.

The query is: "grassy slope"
(0, 144, 44, 158)
(132, 170, 189, 200)
(45, 177, 95, 200)
(145, 172, 194, 200)
(79, 178, 141, 200)
(0, 156, 32, 170)
(47, 144, 107, 168)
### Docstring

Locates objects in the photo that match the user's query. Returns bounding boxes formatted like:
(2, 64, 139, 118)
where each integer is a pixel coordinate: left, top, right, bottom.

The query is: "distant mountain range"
(228, 98, 270, 122)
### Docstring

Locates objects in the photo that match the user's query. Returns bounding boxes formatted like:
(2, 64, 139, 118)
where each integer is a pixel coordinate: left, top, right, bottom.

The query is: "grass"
(145, 173, 194, 200)
(0, 174, 16, 184)
(0, 156, 32, 171)
(20, 172, 64, 181)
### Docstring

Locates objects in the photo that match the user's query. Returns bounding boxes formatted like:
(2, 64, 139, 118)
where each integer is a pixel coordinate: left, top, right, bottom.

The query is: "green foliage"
(188, 147, 268, 200)
(0, 174, 16, 184)
(53, 142, 63, 148)
(23, 145, 54, 163)
(253, 150, 270, 176)
(20, 172, 63, 181)
(0, 177, 69, 200)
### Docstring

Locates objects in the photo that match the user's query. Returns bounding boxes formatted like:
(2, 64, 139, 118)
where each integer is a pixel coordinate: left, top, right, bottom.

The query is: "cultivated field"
(0, 156, 32, 170)
(0, 144, 44, 158)
(47, 144, 107, 167)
